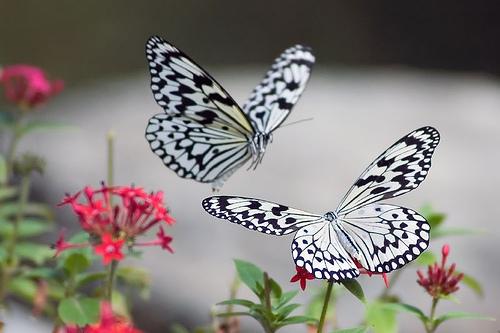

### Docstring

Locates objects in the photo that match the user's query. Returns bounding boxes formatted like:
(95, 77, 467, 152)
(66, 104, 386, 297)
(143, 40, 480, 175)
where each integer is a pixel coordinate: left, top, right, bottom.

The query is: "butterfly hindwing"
(336, 126, 440, 215)
(243, 45, 315, 134)
(338, 203, 430, 273)
(202, 196, 323, 236)
(292, 221, 359, 281)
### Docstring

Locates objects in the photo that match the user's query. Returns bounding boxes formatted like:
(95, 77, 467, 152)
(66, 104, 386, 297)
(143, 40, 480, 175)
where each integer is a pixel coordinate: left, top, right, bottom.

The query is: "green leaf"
(275, 303, 301, 319)
(170, 324, 191, 333)
(434, 311, 495, 327)
(415, 250, 437, 266)
(234, 259, 264, 295)
(380, 302, 427, 321)
(116, 266, 151, 298)
(75, 272, 107, 288)
(276, 290, 298, 309)
(366, 301, 397, 333)
(333, 327, 369, 333)
(217, 299, 257, 308)
(0, 218, 52, 237)
(112, 290, 131, 319)
(58, 297, 100, 326)
(420, 204, 446, 229)
(277, 315, 316, 326)
(0, 202, 53, 220)
(459, 272, 484, 297)
(64, 253, 91, 275)
(8, 277, 37, 301)
(432, 227, 482, 238)
(0, 186, 17, 200)
(0, 154, 7, 184)
(341, 279, 365, 303)
(269, 277, 282, 299)
(216, 311, 253, 318)
(18, 121, 75, 137)
(15, 242, 54, 264)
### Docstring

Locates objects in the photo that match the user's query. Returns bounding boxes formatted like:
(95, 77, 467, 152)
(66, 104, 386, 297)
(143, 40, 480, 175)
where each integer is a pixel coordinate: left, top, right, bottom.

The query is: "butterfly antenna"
(277, 117, 314, 130)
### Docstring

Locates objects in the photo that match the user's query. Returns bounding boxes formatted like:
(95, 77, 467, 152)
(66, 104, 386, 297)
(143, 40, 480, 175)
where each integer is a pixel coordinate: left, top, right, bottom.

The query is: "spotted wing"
(292, 222, 360, 281)
(146, 113, 251, 185)
(338, 203, 430, 273)
(336, 127, 440, 216)
(242, 45, 315, 134)
(202, 196, 323, 236)
(145, 36, 254, 137)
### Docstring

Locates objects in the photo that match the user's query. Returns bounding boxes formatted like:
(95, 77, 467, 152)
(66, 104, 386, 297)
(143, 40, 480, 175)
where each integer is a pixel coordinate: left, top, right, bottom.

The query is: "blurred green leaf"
(341, 279, 365, 303)
(0, 111, 14, 127)
(420, 204, 446, 229)
(15, 242, 54, 264)
(0, 186, 17, 200)
(432, 227, 483, 238)
(116, 266, 151, 298)
(0, 202, 53, 220)
(170, 324, 190, 333)
(58, 297, 100, 326)
(459, 273, 484, 297)
(18, 121, 75, 137)
(380, 302, 427, 321)
(0, 154, 7, 184)
(112, 290, 131, 319)
(276, 290, 298, 309)
(218, 299, 256, 308)
(75, 271, 107, 288)
(334, 327, 368, 333)
(234, 259, 264, 295)
(366, 301, 397, 333)
(0, 218, 52, 237)
(434, 311, 495, 327)
(269, 277, 282, 299)
(64, 253, 91, 276)
(415, 250, 437, 266)
(276, 315, 316, 326)
(275, 303, 301, 319)
(8, 277, 37, 301)
(306, 285, 342, 321)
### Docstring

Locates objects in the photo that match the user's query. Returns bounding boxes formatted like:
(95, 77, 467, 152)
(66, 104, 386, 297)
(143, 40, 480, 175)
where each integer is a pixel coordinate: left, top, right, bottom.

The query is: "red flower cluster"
(417, 244, 464, 299)
(59, 302, 142, 333)
(55, 184, 175, 264)
(0, 65, 63, 109)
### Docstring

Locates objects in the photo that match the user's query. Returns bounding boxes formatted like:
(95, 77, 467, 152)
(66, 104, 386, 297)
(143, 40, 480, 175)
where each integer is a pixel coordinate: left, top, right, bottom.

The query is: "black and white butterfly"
(202, 127, 440, 281)
(145, 36, 315, 190)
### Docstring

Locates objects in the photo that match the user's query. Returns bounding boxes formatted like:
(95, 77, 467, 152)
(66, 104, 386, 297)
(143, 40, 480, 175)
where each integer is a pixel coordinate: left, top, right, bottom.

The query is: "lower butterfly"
(202, 127, 439, 281)
(145, 36, 315, 191)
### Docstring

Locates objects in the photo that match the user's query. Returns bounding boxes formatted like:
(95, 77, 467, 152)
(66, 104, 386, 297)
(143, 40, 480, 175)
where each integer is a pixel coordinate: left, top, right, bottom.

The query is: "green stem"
(0, 174, 30, 304)
(425, 298, 439, 333)
(4, 114, 24, 182)
(106, 130, 115, 187)
(318, 279, 334, 333)
(105, 260, 118, 302)
(262, 272, 275, 333)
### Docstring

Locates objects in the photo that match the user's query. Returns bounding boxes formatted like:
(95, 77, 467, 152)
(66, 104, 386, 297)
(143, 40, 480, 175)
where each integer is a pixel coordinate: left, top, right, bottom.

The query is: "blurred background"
(1, 0, 500, 332)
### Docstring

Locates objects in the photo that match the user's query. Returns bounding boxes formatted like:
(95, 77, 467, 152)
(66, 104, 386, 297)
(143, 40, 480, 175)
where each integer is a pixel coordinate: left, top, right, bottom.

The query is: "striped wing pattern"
(242, 45, 315, 133)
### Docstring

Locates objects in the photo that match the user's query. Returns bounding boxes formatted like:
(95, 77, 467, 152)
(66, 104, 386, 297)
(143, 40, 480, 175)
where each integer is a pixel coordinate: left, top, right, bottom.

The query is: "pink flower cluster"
(55, 184, 175, 264)
(0, 65, 63, 108)
(417, 244, 464, 299)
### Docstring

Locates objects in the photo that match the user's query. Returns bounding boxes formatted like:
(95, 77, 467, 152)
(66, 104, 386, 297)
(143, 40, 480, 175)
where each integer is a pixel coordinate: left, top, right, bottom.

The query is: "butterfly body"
(145, 36, 315, 190)
(203, 127, 439, 281)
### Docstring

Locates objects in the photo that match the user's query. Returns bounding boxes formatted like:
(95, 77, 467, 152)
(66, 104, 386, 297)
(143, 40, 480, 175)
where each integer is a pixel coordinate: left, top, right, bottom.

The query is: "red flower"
(353, 259, 390, 288)
(93, 233, 125, 265)
(417, 244, 464, 299)
(290, 266, 315, 290)
(52, 231, 86, 257)
(56, 184, 175, 260)
(58, 302, 142, 333)
(0, 65, 63, 109)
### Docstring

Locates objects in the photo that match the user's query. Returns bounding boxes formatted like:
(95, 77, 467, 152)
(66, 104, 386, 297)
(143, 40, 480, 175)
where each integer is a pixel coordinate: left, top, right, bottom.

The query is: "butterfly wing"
(146, 113, 252, 184)
(242, 45, 315, 134)
(202, 196, 322, 235)
(202, 196, 359, 281)
(338, 203, 430, 273)
(145, 36, 256, 187)
(292, 222, 359, 280)
(336, 127, 440, 216)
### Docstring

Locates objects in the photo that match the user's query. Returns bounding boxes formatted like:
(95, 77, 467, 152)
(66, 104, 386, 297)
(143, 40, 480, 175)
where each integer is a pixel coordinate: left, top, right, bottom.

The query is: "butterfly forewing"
(242, 45, 315, 134)
(202, 196, 323, 236)
(338, 203, 430, 273)
(336, 126, 440, 216)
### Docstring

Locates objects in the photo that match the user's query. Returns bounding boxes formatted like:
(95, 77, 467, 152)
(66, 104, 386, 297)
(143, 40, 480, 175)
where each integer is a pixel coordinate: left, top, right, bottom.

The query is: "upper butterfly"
(144, 36, 315, 190)
(202, 127, 440, 281)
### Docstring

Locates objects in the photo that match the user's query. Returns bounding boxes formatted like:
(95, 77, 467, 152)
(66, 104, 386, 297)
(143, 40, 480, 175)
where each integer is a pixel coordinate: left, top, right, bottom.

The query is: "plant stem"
(425, 298, 439, 333)
(105, 260, 118, 302)
(318, 279, 334, 333)
(107, 130, 115, 188)
(4, 113, 24, 182)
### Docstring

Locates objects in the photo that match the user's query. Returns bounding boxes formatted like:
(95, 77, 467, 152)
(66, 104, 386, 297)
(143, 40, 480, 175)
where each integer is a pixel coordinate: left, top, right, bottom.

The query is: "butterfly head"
(324, 211, 338, 222)
(249, 132, 272, 169)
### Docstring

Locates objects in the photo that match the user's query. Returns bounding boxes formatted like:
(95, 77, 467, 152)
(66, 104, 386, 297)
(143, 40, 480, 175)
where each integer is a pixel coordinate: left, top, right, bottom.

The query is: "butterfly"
(144, 36, 315, 190)
(202, 127, 440, 281)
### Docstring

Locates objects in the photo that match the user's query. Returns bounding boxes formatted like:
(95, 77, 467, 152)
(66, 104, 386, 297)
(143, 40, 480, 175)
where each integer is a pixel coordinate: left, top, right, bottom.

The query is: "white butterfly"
(145, 36, 315, 190)
(202, 127, 439, 280)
